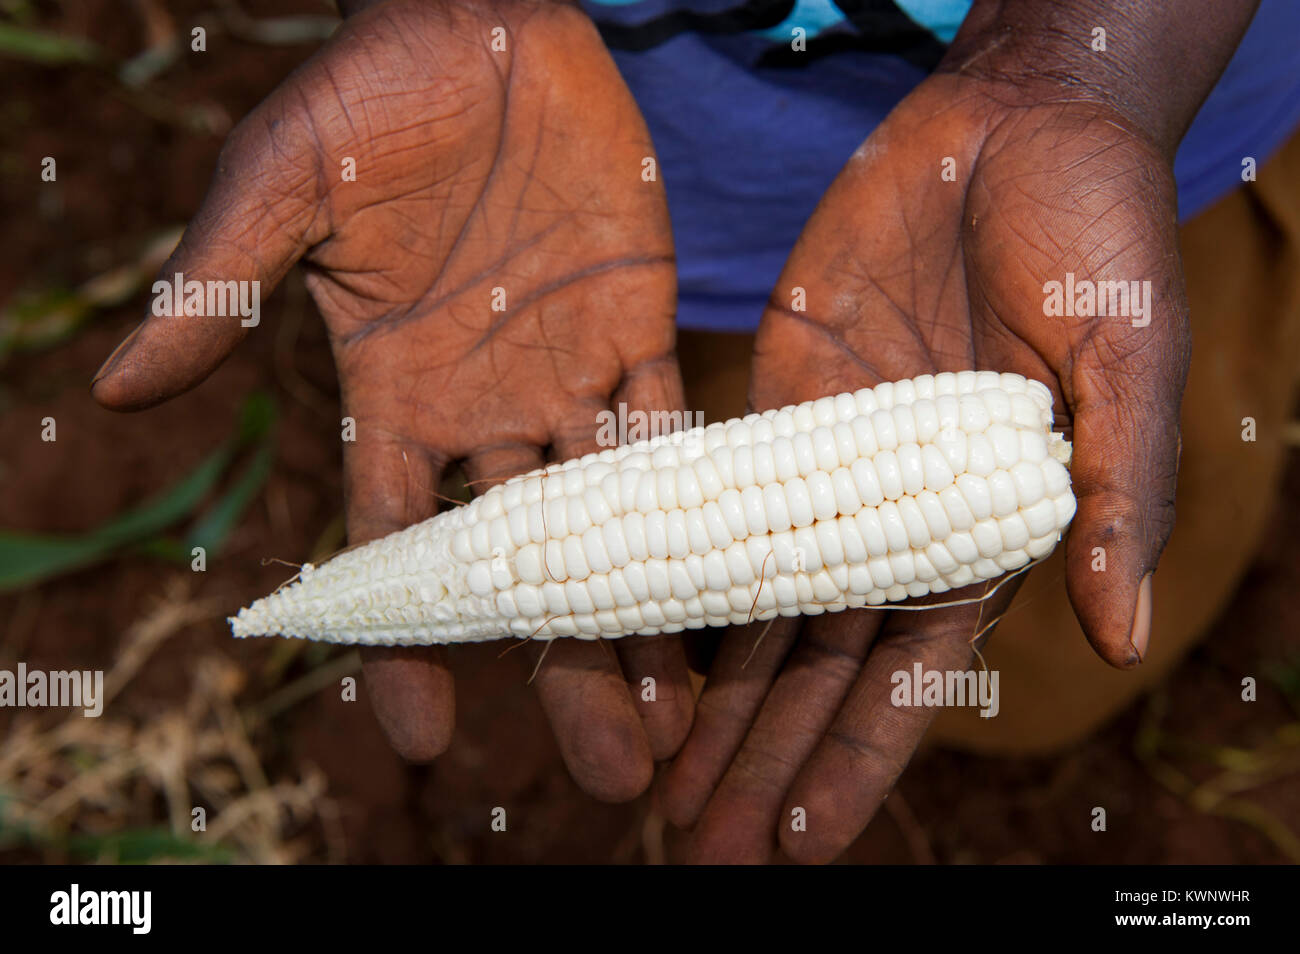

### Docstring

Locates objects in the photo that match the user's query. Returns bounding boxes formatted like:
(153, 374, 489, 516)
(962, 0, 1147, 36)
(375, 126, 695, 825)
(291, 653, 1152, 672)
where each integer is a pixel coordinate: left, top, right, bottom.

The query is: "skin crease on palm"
(88, 0, 1196, 861)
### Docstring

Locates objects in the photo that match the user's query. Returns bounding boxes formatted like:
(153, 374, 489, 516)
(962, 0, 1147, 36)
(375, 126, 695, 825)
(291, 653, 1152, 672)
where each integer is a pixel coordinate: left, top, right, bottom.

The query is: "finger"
(359, 646, 454, 764)
(531, 416, 656, 802)
(614, 635, 695, 759)
(462, 441, 546, 495)
(611, 351, 695, 758)
(683, 609, 882, 863)
(529, 638, 654, 803)
(780, 587, 1018, 864)
(92, 98, 326, 410)
(657, 617, 800, 829)
(1064, 313, 1190, 668)
(345, 432, 455, 762)
(547, 398, 613, 465)
(612, 352, 687, 426)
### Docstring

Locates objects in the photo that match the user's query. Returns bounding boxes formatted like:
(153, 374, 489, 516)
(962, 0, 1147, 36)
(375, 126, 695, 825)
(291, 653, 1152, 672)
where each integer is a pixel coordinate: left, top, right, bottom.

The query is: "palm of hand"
(292, 3, 678, 497)
(664, 74, 1189, 862)
(95, 1, 692, 795)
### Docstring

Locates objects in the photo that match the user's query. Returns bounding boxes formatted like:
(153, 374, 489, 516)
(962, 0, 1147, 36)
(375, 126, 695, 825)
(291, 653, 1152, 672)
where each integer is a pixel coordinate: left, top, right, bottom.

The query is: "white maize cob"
(230, 371, 1076, 646)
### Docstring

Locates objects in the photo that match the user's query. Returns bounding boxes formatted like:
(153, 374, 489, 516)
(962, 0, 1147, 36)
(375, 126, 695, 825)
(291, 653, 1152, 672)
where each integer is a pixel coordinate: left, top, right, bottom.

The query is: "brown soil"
(1, 0, 1296, 864)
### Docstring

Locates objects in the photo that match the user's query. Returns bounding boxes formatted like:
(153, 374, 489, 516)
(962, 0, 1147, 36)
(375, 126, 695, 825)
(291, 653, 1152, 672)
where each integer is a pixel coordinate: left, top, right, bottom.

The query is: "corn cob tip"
(228, 609, 258, 640)
(229, 603, 281, 641)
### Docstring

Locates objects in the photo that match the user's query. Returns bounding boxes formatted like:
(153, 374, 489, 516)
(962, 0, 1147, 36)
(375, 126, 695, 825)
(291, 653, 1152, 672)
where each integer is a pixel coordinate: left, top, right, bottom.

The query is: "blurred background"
(1, 0, 1298, 864)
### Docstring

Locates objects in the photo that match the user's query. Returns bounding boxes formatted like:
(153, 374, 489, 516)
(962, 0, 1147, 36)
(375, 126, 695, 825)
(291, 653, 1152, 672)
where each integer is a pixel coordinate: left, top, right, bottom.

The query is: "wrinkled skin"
(92, 0, 695, 801)
(659, 73, 1190, 862)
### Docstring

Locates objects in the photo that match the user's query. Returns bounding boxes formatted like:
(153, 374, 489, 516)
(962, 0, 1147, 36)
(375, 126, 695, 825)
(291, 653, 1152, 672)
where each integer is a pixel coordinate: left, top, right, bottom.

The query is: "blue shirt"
(578, 0, 1300, 331)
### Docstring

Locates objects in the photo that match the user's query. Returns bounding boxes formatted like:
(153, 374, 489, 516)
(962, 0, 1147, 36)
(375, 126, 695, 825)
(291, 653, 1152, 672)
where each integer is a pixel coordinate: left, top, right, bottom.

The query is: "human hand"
(662, 70, 1190, 861)
(91, 0, 693, 800)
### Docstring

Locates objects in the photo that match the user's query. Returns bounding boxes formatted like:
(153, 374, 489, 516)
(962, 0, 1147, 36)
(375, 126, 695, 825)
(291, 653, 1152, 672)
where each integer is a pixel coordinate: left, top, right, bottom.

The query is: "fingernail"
(1128, 572, 1153, 663)
(91, 326, 140, 386)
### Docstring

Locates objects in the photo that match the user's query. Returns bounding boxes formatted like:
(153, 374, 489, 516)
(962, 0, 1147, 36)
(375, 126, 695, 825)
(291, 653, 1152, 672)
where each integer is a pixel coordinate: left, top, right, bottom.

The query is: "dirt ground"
(1, 1, 1297, 864)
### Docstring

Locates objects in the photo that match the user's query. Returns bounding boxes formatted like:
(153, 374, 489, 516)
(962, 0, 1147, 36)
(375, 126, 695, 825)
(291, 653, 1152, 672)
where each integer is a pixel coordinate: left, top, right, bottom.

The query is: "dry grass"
(0, 579, 345, 864)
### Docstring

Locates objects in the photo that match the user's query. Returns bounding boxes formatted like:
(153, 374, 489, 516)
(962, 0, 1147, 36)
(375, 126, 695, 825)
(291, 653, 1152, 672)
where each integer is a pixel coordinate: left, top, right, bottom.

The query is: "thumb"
(92, 103, 326, 410)
(1063, 313, 1190, 669)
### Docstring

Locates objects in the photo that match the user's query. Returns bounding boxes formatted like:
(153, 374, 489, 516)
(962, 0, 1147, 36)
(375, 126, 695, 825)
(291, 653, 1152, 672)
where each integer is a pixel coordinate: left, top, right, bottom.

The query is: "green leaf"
(65, 827, 233, 864)
(0, 791, 233, 863)
(186, 441, 275, 556)
(238, 391, 277, 442)
(0, 287, 89, 359)
(0, 23, 100, 65)
(184, 393, 277, 557)
(0, 393, 277, 591)
(1264, 650, 1300, 703)
(0, 226, 183, 362)
(0, 447, 231, 590)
